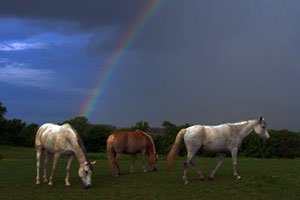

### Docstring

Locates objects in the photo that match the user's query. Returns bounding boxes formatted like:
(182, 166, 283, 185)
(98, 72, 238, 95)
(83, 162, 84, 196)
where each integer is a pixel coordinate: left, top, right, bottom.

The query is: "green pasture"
(0, 146, 300, 200)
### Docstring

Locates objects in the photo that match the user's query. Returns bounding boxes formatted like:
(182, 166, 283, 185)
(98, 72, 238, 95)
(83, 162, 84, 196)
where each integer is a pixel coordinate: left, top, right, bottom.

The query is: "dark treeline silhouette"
(0, 102, 300, 158)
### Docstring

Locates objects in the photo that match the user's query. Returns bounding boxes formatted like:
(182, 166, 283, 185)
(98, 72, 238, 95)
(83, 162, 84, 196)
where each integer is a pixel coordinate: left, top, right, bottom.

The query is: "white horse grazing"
(35, 123, 96, 189)
(165, 117, 270, 185)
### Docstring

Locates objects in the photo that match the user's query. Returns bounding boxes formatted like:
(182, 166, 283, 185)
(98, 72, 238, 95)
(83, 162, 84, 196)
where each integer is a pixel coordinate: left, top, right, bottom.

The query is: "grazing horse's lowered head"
(78, 161, 96, 189)
(148, 150, 158, 172)
(253, 117, 270, 142)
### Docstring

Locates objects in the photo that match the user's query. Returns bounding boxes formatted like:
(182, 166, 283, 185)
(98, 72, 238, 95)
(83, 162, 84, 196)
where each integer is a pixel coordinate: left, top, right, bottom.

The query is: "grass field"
(0, 146, 300, 200)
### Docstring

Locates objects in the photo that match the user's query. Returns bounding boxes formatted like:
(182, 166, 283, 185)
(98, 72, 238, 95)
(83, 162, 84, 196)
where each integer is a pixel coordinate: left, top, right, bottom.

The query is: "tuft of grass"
(1, 146, 300, 200)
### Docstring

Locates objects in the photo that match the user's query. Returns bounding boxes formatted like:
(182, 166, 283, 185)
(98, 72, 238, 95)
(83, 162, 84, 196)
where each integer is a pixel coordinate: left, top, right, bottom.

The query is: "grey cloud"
(0, 0, 148, 29)
(0, 59, 53, 87)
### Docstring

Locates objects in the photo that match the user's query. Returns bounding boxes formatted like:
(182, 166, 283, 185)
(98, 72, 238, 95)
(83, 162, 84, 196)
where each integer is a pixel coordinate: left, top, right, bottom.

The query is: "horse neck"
(236, 120, 258, 140)
(69, 139, 88, 165)
(144, 133, 156, 155)
(74, 146, 88, 165)
(147, 143, 155, 155)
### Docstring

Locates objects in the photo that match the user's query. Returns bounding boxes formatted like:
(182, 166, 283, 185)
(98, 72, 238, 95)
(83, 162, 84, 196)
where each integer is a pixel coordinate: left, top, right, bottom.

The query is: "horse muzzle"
(152, 166, 158, 172)
(264, 137, 270, 143)
(84, 184, 91, 189)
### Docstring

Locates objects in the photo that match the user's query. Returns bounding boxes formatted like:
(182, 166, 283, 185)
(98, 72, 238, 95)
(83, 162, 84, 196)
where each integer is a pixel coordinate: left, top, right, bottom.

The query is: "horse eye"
(262, 126, 265, 129)
(85, 171, 88, 174)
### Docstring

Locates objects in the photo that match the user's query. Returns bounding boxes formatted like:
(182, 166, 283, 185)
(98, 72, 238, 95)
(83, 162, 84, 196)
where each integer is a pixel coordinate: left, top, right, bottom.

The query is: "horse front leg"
(35, 146, 43, 186)
(48, 152, 61, 186)
(230, 148, 241, 180)
(208, 153, 226, 180)
(130, 154, 136, 173)
(141, 150, 147, 173)
(65, 154, 74, 188)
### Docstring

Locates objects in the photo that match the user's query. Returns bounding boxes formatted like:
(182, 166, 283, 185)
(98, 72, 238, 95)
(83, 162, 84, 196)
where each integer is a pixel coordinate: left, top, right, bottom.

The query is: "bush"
(240, 129, 300, 158)
(83, 125, 114, 153)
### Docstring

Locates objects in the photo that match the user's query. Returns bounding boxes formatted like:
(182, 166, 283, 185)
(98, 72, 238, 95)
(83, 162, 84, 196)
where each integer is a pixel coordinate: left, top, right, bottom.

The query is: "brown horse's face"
(148, 153, 158, 171)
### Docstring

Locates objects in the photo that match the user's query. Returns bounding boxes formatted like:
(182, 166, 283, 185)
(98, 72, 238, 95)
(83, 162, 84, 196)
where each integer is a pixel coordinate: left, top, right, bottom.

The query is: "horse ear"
(90, 161, 96, 165)
(260, 116, 263, 122)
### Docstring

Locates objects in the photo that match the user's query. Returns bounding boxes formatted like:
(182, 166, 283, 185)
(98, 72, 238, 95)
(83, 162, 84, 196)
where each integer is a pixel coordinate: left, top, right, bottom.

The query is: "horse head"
(148, 152, 158, 172)
(254, 117, 270, 142)
(78, 161, 96, 189)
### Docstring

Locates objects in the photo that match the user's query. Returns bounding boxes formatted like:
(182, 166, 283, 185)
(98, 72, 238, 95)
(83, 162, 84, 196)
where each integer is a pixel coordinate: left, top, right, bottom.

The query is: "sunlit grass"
(0, 146, 300, 199)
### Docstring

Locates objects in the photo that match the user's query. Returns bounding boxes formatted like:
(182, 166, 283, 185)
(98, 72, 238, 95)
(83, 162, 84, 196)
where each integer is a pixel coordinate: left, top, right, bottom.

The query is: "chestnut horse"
(107, 130, 158, 176)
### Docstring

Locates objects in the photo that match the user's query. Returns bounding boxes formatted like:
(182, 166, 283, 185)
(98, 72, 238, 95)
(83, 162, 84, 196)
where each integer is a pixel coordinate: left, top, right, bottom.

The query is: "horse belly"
(124, 137, 145, 154)
(201, 141, 228, 153)
(123, 146, 141, 154)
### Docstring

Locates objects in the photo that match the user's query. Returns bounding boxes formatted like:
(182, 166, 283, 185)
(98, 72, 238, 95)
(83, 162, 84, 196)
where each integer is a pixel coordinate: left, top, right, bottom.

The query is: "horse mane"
(140, 131, 156, 154)
(229, 119, 261, 126)
(63, 123, 89, 162)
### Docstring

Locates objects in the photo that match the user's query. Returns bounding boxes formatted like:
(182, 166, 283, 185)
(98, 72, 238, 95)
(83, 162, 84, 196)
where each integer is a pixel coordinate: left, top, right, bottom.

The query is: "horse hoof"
(183, 180, 189, 185)
(44, 181, 48, 184)
(65, 185, 71, 189)
(48, 183, 53, 187)
(235, 176, 242, 180)
(143, 170, 147, 173)
(199, 176, 205, 181)
(208, 176, 214, 181)
(35, 183, 40, 187)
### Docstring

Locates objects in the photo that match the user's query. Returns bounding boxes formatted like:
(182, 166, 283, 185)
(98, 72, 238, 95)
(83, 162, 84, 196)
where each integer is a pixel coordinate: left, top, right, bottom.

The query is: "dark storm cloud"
(0, 0, 153, 55)
(0, 0, 148, 29)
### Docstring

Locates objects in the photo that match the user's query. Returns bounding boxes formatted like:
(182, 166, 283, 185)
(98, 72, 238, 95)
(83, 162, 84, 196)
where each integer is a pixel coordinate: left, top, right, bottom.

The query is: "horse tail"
(35, 124, 45, 148)
(164, 128, 186, 171)
(106, 134, 115, 175)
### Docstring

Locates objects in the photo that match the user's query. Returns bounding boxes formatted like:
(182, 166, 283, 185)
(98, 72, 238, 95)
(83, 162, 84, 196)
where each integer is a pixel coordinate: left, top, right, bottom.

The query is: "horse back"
(36, 123, 74, 153)
(108, 131, 148, 154)
(185, 125, 231, 153)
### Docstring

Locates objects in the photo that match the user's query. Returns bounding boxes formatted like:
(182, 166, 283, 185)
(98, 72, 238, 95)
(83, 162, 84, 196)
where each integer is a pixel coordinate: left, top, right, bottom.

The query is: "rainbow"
(79, 0, 166, 119)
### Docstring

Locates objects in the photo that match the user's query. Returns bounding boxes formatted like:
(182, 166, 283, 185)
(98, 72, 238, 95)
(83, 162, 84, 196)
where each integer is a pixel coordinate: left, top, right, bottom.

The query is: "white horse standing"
(35, 123, 96, 189)
(165, 117, 270, 185)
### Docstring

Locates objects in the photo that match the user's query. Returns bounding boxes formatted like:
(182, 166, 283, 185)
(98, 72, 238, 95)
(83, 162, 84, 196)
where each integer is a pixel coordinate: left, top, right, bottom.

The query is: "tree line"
(0, 102, 300, 158)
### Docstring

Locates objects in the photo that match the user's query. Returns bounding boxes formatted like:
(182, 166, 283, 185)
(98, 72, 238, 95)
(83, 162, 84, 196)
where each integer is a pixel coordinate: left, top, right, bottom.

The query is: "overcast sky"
(0, 0, 299, 131)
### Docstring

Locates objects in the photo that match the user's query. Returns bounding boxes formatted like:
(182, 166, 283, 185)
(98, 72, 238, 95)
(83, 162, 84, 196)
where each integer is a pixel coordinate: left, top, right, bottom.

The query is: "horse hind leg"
(208, 153, 226, 180)
(183, 146, 201, 185)
(114, 153, 122, 176)
(190, 156, 204, 181)
(35, 146, 43, 186)
(43, 151, 51, 184)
